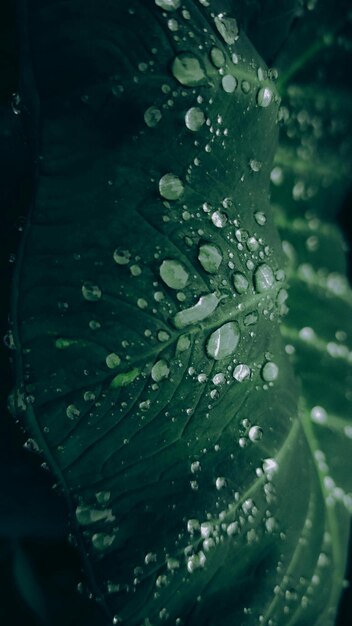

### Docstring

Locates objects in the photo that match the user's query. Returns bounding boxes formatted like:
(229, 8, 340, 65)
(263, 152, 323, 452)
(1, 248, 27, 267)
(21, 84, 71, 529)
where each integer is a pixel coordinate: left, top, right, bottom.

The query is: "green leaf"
(9, 1, 351, 625)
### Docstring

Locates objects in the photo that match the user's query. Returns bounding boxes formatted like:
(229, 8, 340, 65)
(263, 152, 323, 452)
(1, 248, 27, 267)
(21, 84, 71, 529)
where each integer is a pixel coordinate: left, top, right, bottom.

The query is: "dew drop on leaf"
(144, 106, 162, 127)
(106, 353, 121, 369)
(155, 0, 180, 10)
(233, 363, 251, 382)
(211, 210, 227, 228)
(221, 75, 237, 93)
(75, 506, 114, 525)
(173, 293, 219, 329)
(254, 211, 266, 226)
(171, 53, 207, 87)
(185, 107, 206, 131)
(66, 404, 80, 419)
(151, 359, 170, 382)
(214, 14, 239, 45)
(209, 46, 225, 68)
(310, 406, 328, 424)
(113, 249, 131, 265)
(160, 259, 189, 289)
(248, 425, 263, 442)
(233, 272, 249, 294)
(159, 173, 184, 200)
(254, 263, 275, 292)
(206, 321, 240, 360)
(92, 533, 116, 551)
(198, 243, 222, 273)
(261, 361, 279, 382)
(176, 334, 191, 352)
(82, 281, 102, 301)
(257, 86, 273, 107)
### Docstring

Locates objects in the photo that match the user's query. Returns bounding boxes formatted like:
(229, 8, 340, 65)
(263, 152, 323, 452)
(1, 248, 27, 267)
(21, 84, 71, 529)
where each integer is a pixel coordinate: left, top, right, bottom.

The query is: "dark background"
(0, 1, 351, 624)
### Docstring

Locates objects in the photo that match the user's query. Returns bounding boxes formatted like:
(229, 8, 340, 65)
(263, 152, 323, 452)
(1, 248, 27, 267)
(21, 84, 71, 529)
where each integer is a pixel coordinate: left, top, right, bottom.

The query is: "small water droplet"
(144, 106, 162, 127)
(214, 14, 239, 45)
(254, 211, 266, 226)
(233, 272, 249, 294)
(113, 249, 131, 265)
(241, 80, 251, 94)
(92, 533, 115, 551)
(206, 322, 240, 360)
(185, 107, 206, 131)
(257, 87, 273, 108)
(66, 404, 80, 419)
(221, 74, 237, 93)
(130, 264, 142, 276)
(215, 476, 226, 490)
(254, 264, 275, 292)
(173, 293, 220, 329)
(160, 259, 189, 289)
(75, 505, 114, 525)
(82, 282, 102, 301)
(155, 0, 180, 10)
(209, 46, 225, 68)
(233, 363, 251, 382)
(176, 334, 191, 352)
(261, 361, 279, 382)
(172, 53, 207, 87)
(159, 173, 184, 200)
(311, 406, 328, 424)
(249, 159, 262, 172)
(198, 243, 222, 273)
(211, 210, 227, 228)
(151, 359, 170, 382)
(106, 353, 121, 369)
(248, 425, 263, 442)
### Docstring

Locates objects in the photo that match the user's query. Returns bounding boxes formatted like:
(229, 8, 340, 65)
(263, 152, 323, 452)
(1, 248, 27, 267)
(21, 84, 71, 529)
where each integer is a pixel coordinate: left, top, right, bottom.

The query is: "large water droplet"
(173, 293, 219, 329)
(82, 281, 102, 301)
(222, 75, 237, 93)
(151, 359, 170, 382)
(198, 243, 222, 273)
(233, 272, 249, 294)
(214, 14, 239, 45)
(257, 87, 273, 108)
(144, 106, 162, 127)
(254, 264, 275, 292)
(155, 0, 180, 10)
(261, 361, 279, 382)
(159, 173, 184, 200)
(172, 53, 207, 87)
(160, 259, 189, 289)
(206, 321, 240, 360)
(185, 107, 205, 131)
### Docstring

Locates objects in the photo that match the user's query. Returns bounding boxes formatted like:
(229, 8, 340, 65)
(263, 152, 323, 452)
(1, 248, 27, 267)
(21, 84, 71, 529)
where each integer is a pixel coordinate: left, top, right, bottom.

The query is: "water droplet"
(66, 404, 80, 419)
(206, 321, 240, 360)
(257, 87, 273, 107)
(233, 364, 251, 382)
(151, 359, 170, 382)
(106, 353, 121, 369)
(187, 551, 206, 573)
(113, 249, 131, 265)
(248, 425, 263, 442)
(221, 74, 237, 93)
(311, 406, 328, 424)
(214, 14, 239, 45)
(233, 272, 249, 294)
(96, 490, 111, 504)
(137, 298, 148, 309)
(92, 533, 115, 551)
(130, 264, 142, 276)
(262, 458, 278, 476)
(254, 264, 275, 292)
(211, 210, 227, 228)
(160, 259, 189, 289)
(249, 159, 262, 172)
(241, 80, 251, 94)
(254, 211, 266, 226)
(176, 334, 191, 352)
(198, 243, 222, 273)
(209, 46, 225, 68)
(82, 281, 102, 301)
(157, 330, 170, 342)
(167, 18, 179, 31)
(173, 293, 220, 329)
(261, 361, 279, 382)
(144, 106, 162, 127)
(185, 107, 205, 131)
(159, 173, 184, 200)
(155, 0, 180, 10)
(172, 53, 207, 87)
(110, 368, 139, 388)
(215, 476, 226, 490)
(76, 505, 114, 525)
(212, 372, 225, 385)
